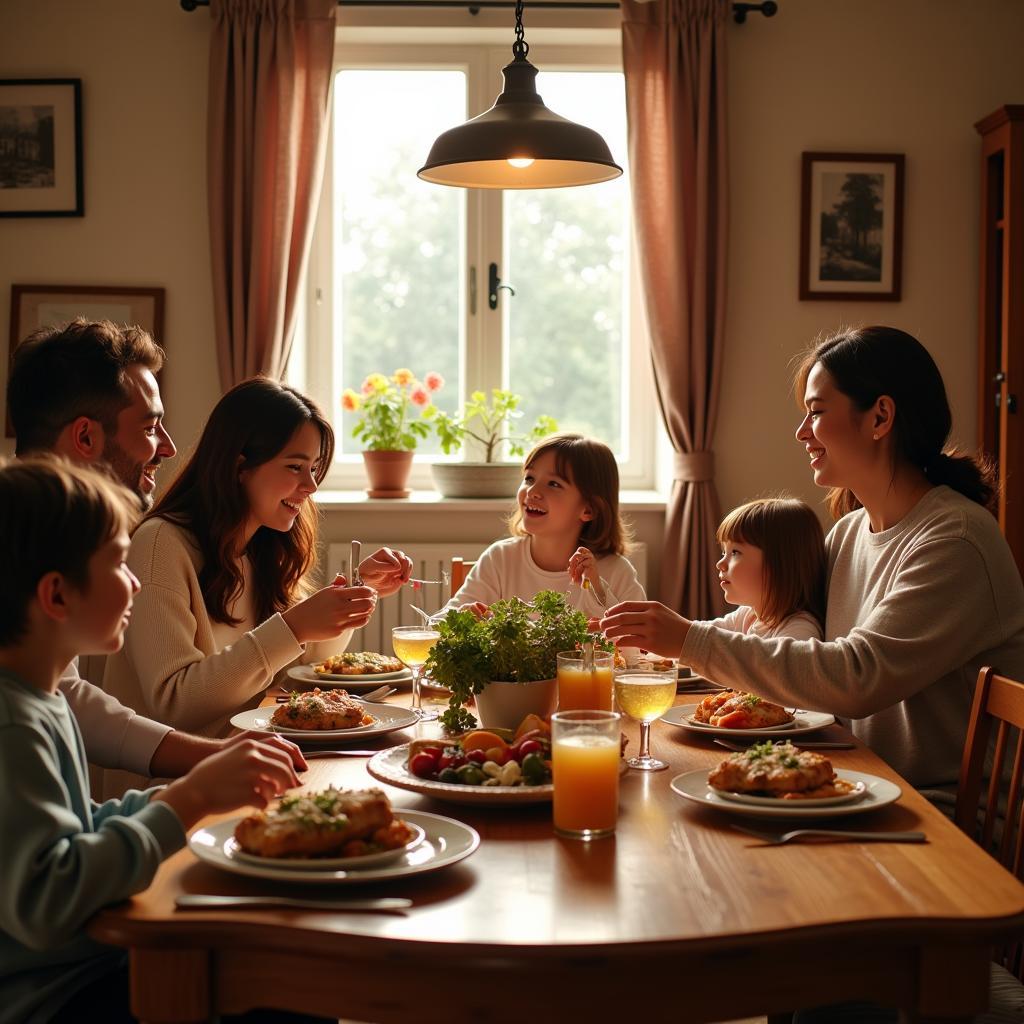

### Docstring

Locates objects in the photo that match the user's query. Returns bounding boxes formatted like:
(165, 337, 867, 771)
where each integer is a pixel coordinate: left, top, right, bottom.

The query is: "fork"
(731, 824, 927, 845)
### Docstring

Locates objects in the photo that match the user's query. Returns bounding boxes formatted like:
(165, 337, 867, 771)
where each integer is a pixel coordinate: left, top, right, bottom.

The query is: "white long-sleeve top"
(681, 486, 1024, 802)
(438, 536, 646, 617)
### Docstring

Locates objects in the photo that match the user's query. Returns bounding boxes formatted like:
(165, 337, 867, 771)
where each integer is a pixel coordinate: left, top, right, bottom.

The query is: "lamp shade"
(418, 57, 623, 190)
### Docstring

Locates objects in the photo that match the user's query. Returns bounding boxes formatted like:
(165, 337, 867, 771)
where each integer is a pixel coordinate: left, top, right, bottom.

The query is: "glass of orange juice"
(551, 709, 621, 840)
(556, 650, 614, 711)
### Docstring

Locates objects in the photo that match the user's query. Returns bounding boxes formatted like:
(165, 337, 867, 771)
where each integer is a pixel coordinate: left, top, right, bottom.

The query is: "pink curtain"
(207, 0, 337, 387)
(621, 0, 729, 619)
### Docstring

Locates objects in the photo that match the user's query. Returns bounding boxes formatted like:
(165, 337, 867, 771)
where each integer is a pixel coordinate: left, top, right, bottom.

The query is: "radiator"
(327, 540, 647, 652)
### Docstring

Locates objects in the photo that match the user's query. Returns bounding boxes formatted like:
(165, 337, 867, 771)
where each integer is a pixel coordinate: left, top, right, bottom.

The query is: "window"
(300, 37, 655, 490)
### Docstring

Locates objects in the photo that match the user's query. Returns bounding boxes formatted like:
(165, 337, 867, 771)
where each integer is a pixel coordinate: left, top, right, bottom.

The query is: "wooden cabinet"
(976, 105, 1024, 576)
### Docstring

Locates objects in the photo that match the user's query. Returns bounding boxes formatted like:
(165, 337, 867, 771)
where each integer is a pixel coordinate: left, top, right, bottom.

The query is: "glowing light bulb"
(507, 157, 534, 168)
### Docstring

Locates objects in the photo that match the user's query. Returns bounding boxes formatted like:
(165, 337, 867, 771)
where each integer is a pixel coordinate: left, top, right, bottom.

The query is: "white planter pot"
(474, 678, 557, 731)
(431, 462, 522, 499)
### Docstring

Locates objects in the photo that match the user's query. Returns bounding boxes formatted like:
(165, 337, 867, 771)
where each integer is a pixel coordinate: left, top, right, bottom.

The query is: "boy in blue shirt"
(0, 459, 319, 1023)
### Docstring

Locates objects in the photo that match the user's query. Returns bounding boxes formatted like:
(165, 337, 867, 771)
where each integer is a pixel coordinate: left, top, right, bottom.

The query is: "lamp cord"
(512, 0, 529, 59)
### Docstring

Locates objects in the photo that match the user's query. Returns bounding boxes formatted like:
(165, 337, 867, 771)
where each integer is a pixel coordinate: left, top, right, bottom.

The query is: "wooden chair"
(450, 557, 476, 596)
(956, 666, 1024, 979)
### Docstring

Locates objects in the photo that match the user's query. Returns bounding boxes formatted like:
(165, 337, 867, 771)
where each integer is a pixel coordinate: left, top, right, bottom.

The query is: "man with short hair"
(7, 318, 305, 778)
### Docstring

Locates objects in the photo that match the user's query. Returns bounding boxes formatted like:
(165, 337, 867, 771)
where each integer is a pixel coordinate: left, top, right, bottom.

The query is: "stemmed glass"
(391, 624, 441, 721)
(613, 670, 677, 771)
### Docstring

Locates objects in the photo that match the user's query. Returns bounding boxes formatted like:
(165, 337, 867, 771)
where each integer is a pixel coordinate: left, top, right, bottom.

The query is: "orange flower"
(341, 389, 361, 412)
(392, 368, 414, 386)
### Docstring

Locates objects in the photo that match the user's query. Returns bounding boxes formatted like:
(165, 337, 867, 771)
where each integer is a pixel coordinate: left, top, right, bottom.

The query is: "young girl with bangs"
(103, 378, 411, 790)
(707, 497, 825, 642)
(440, 433, 645, 616)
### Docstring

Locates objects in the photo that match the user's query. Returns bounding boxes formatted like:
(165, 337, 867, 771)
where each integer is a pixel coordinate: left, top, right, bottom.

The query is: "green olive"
(437, 767, 461, 784)
(456, 764, 487, 786)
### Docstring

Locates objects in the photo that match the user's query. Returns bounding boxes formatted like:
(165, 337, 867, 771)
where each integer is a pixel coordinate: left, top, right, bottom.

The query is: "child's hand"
(358, 546, 413, 597)
(568, 547, 604, 602)
(282, 583, 378, 643)
(223, 730, 308, 772)
(154, 739, 300, 830)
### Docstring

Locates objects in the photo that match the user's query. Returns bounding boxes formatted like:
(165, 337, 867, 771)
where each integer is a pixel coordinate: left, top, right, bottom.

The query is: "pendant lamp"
(417, 0, 623, 190)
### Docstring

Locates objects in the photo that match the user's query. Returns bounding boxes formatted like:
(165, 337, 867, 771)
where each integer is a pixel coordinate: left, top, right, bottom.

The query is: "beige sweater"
(681, 486, 1024, 802)
(103, 519, 345, 791)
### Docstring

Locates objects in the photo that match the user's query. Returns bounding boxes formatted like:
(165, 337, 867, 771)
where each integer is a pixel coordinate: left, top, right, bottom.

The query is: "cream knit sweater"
(103, 519, 344, 791)
(681, 486, 1024, 802)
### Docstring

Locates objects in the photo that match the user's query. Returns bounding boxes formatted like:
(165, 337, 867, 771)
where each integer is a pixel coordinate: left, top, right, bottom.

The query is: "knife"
(176, 894, 411, 913)
(350, 540, 362, 586)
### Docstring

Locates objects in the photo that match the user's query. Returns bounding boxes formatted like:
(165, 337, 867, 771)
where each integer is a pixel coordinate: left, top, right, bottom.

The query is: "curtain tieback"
(674, 451, 715, 482)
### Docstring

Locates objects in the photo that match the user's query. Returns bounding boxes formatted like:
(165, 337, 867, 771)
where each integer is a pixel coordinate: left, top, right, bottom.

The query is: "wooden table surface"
(90, 690, 1024, 1024)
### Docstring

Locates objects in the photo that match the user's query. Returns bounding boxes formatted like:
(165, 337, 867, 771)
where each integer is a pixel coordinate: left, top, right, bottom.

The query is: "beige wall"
(720, 0, 1024, 519)
(0, 0, 217, 464)
(2, 0, 1023, 596)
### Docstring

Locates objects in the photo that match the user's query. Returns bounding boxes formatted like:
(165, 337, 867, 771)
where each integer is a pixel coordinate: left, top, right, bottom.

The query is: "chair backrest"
(956, 666, 1024, 977)
(450, 557, 476, 596)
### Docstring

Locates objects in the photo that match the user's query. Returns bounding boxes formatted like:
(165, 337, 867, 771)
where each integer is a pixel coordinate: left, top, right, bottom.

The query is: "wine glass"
(613, 670, 677, 771)
(391, 624, 441, 721)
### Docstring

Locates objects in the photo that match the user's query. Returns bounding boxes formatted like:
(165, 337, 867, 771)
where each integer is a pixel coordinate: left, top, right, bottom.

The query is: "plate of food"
(231, 690, 418, 740)
(368, 734, 554, 805)
(662, 692, 835, 738)
(232, 790, 426, 869)
(188, 792, 480, 884)
(670, 742, 900, 820)
(287, 664, 412, 692)
(292, 651, 413, 687)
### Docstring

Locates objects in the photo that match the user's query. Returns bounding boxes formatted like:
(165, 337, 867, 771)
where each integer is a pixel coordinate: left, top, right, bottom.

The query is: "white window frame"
(300, 31, 657, 491)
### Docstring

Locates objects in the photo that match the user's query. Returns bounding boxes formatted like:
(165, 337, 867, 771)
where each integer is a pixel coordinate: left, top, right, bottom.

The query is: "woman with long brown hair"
(103, 378, 410, 779)
(602, 326, 1024, 809)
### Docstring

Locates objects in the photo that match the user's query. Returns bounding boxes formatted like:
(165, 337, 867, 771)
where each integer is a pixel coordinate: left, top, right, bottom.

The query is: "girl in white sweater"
(440, 433, 645, 618)
(705, 496, 824, 643)
(104, 379, 411, 785)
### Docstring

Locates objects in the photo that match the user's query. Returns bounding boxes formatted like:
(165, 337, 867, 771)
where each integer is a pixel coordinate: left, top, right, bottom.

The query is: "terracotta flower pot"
(474, 678, 558, 731)
(362, 450, 414, 498)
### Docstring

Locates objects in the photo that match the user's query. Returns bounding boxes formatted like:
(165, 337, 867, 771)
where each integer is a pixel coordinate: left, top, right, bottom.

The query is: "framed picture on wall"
(799, 152, 905, 301)
(0, 78, 83, 217)
(7, 284, 165, 436)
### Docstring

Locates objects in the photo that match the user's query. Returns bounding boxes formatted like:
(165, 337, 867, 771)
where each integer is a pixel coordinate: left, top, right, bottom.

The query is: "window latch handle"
(488, 262, 515, 310)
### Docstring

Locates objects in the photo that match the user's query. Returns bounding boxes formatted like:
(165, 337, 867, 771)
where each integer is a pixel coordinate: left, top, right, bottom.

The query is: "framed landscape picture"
(0, 78, 83, 217)
(7, 285, 165, 436)
(799, 152, 904, 301)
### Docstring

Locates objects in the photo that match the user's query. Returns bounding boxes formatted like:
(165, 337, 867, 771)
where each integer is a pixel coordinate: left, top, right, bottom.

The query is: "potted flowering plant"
(424, 388, 557, 498)
(342, 369, 443, 497)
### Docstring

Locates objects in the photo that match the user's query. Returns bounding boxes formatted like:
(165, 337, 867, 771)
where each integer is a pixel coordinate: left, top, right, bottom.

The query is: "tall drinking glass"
(613, 670, 676, 771)
(551, 709, 621, 840)
(556, 650, 614, 711)
(391, 625, 440, 721)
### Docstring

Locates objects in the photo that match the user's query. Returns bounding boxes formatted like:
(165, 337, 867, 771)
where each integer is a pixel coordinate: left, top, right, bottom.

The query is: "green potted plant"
(342, 369, 443, 497)
(424, 388, 557, 498)
(425, 590, 604, 732)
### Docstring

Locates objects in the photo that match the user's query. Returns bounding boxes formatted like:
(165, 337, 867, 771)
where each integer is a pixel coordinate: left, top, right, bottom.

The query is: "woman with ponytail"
(603, 326, 1024, 810)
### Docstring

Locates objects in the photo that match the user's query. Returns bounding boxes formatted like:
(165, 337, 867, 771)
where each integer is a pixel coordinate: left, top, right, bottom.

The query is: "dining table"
(89, 686, 1024, 1024)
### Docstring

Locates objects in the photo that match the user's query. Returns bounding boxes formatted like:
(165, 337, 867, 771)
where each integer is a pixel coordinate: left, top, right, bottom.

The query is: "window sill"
(314, 489, 668, 512)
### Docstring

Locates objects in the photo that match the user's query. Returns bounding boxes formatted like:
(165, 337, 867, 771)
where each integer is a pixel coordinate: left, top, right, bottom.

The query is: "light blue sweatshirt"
(0, 670, 185, 1024)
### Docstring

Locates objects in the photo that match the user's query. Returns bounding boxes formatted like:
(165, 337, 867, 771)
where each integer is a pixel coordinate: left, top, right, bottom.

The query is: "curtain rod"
(180, 0, 778, 23)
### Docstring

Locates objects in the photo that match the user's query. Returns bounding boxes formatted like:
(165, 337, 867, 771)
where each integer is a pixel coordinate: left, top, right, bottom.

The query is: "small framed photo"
(799, 152, 905, 301)
(0, 79, 83, 217)
(7, 285, 166, 436)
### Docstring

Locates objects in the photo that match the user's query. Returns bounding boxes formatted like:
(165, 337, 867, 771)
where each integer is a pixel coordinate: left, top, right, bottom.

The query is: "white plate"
(670, 769, 901, 820)
(716, 780, 867, 808)
(232, 821, 425, 870)
(188, 810, 479, 884)
(661, 704, 836, 738)
(367, 744, 554, 805)
(287, 665, 412, 691)
(230, 703, 418, 741)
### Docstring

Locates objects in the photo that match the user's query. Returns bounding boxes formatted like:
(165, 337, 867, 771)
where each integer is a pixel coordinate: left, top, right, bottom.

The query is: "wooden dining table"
(89, 689, 1024, 1024)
